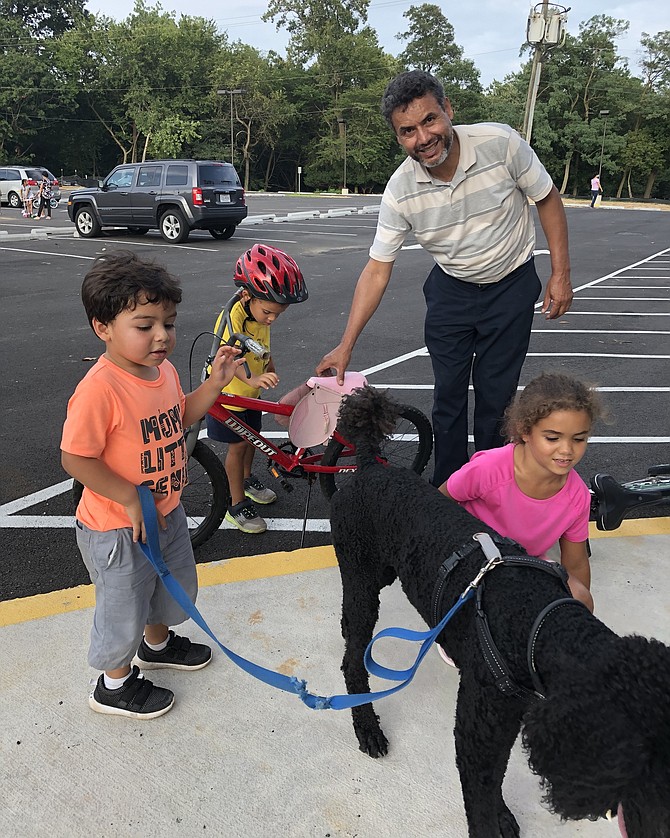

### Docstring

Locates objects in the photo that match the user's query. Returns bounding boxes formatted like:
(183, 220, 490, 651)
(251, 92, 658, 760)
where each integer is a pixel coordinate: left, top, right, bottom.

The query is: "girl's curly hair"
(503, 372, 606, 443)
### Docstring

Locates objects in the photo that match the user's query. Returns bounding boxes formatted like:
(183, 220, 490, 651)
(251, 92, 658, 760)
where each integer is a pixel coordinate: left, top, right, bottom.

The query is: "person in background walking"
(590, 174, 602, 208)
(36, 173, 53, 220)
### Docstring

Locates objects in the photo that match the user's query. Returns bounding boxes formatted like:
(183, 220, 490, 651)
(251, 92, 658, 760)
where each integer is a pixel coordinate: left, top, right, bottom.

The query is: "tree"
(1, 0, 89, 38)
(58, 2, 224, 164)
(395, 4, 483, 122)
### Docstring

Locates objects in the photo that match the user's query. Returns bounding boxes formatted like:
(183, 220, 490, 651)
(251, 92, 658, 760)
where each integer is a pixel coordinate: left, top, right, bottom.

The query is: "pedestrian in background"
(590, 174, 602, 208)
(36, 173, 53, 220)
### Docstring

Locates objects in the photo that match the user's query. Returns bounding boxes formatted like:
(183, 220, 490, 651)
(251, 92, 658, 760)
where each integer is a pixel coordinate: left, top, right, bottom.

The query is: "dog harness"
(432, 532, 587, 701)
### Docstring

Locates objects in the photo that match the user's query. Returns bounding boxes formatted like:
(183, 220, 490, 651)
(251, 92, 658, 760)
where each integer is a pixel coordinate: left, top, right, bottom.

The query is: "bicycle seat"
(591, 473, 663, 531)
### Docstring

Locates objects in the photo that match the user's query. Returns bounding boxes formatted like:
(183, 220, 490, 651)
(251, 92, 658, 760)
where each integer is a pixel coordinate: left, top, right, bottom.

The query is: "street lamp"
(598, 109, 610, 177)
(337, 118, 347, 194)
(217, 88, 244, 164)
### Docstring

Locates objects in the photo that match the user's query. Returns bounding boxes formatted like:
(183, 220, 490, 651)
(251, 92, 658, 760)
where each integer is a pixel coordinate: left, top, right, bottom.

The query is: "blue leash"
(137, 486, 474, 710)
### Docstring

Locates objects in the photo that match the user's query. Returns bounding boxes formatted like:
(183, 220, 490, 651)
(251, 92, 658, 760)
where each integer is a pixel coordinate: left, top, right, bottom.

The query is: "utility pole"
(522, 3, 569, 144)
(337, 118, 348, 194)
(217, 89, 244, 164)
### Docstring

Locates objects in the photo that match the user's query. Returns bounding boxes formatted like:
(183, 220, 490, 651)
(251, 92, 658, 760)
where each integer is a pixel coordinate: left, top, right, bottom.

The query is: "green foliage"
(0, 3, 667, 197)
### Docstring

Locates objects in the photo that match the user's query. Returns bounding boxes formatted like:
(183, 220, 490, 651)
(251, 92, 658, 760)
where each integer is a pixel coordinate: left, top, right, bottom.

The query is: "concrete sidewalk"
(1, 520, 669, 838)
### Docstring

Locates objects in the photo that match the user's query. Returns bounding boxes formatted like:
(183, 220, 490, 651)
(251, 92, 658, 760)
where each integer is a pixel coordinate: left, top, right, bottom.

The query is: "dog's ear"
(522, 681, 646, 822)
(521, 635, 670, 823)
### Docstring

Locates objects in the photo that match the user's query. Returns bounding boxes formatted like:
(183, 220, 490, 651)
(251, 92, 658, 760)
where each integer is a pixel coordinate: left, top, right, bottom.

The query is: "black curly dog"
(330, 386, 670, 838)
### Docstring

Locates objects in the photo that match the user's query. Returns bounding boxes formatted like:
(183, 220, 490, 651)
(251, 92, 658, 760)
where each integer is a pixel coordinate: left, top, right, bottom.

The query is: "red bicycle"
(181, 292, 434, 547)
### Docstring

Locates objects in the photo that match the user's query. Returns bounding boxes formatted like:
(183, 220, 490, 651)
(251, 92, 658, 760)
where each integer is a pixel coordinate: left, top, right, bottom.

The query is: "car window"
(0, 169, 7, 180)
(197, 164, 239, 187)
(165, 164, 189, 186)
(106, 168, 135, 188)
(7, 169, 22, 180)
(25, 169, 43, 180)
(137, 165, 162, 187)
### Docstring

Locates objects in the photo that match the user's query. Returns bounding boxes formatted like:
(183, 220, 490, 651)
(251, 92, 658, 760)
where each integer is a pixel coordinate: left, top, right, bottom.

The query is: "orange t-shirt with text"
(61, 356, 187, 531)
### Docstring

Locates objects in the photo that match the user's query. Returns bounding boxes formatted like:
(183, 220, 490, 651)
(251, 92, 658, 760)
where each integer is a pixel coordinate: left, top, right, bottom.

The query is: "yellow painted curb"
(2, 520, 669, 629)
(0, 546, 337, 628)
(589, 517, 670, 538)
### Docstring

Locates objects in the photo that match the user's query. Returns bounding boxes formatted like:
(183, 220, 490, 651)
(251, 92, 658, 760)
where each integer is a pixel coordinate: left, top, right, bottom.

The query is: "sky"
(87, 1, 667, 87)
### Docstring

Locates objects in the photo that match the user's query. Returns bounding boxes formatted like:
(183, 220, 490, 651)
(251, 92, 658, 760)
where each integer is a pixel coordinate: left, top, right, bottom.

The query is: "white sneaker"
(244, 475, 277, 505)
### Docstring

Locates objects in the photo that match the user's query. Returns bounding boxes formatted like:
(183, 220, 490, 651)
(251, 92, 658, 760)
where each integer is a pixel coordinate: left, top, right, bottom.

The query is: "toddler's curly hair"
(81, 251, 182, 327)
(503, 372, 606, 443)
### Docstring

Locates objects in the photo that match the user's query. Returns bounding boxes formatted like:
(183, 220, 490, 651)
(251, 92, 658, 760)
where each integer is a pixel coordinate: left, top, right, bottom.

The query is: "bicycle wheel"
(319, 404, 433, 500)
(183, 440, 230, 548)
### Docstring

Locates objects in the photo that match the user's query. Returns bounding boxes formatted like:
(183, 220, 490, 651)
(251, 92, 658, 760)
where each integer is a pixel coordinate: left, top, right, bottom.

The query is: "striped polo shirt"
(369, 123, 554, 284)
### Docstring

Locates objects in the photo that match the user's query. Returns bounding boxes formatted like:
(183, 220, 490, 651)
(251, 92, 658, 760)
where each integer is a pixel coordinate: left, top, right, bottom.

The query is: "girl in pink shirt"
(440, 373, 605, 613)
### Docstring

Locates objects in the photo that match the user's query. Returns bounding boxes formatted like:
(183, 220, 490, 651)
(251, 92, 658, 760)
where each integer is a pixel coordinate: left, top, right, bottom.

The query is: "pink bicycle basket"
(276, 372, 368, 447)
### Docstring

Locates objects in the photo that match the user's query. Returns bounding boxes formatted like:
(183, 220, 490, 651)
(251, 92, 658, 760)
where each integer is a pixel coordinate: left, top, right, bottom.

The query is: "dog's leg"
(340, 571, 389, 758)
(454, 668, 523, 838)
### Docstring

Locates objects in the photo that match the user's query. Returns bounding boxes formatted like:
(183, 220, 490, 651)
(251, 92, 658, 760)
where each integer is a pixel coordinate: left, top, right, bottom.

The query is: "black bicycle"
(590, 464, 670, 530)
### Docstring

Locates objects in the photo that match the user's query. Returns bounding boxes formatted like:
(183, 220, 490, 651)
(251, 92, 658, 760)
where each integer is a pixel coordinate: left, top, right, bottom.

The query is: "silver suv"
(0, 166, 61, 208)
(67, 159, 247, 243)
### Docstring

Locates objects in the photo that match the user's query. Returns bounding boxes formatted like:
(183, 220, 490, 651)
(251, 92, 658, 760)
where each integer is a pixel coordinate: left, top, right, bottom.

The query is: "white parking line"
(0, 246, 95, 259)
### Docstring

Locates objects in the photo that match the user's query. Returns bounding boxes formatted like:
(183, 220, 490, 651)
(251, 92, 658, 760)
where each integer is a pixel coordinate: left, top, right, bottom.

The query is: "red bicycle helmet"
(234, 244, 308, 304)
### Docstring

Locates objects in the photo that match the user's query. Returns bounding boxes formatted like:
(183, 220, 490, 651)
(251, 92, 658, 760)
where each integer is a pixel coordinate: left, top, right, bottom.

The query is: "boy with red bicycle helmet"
(206, 244, 308, 533)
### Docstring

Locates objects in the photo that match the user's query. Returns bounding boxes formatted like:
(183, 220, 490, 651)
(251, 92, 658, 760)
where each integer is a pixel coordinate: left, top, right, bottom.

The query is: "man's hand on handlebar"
(316, 344, 352, 386)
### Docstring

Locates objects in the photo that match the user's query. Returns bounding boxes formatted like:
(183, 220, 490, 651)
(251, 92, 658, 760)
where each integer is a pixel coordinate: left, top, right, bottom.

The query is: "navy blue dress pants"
(423, 258, 541, 487)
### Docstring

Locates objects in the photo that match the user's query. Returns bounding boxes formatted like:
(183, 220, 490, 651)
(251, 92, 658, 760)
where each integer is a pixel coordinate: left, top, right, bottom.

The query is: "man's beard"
(423, 132, 453, 168)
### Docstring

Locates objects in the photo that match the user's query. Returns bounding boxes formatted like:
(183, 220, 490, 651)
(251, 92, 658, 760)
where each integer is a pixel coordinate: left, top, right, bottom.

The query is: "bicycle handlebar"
(203, 291, 270, 381)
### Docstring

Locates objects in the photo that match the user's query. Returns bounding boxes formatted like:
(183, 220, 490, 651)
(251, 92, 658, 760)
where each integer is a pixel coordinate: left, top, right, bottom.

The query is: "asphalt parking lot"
(1, 195, 669, 599)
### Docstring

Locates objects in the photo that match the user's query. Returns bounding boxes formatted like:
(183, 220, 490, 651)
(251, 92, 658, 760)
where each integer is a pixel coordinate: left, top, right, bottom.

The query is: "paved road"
(1, 196, 669, 599)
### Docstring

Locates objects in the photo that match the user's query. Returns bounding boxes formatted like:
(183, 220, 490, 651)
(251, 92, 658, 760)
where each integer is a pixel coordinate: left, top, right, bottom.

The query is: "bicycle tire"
(73, 442, 229, 549)
(183, 440, 230, 548)
(319, 404, 433, 500)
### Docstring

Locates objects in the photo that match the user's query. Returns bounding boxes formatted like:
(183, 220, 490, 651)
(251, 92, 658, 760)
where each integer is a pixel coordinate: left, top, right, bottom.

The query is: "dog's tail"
(336, 385, 400, 467)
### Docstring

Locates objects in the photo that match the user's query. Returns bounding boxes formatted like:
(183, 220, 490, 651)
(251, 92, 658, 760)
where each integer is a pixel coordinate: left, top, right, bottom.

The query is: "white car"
(0, 165, 61, 208)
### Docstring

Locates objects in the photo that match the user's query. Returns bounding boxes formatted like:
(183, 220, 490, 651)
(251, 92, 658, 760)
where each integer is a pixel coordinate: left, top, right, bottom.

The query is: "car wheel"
(209, 226, 236, 240)
(159, 209, 189, 243)
(127, 226, 150, 235)
(8, 191, 21, 209)
(75, 206, 102, 237)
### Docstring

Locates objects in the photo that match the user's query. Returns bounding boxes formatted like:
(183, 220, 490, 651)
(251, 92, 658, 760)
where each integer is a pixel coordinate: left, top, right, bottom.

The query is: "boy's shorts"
(206, 409, 262, 444)
(76, 504, 197, 671)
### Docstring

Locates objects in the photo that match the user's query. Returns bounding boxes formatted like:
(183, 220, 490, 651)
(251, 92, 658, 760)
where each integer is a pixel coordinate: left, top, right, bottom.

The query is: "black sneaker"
(89, 665, 174, 719)
(134, 630, 212, 671)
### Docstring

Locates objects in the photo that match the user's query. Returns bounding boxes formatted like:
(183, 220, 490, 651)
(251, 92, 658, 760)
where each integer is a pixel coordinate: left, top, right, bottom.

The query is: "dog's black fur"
(330, 387, 670, 838)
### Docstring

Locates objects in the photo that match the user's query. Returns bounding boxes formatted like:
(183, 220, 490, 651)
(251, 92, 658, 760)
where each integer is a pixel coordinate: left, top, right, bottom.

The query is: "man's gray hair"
(380, 70, 446, 127)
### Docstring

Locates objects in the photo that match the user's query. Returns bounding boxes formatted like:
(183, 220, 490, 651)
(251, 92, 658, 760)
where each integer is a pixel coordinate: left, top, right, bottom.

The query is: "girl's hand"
(210, 345, 244, 389)
(252, 372, 279, 390)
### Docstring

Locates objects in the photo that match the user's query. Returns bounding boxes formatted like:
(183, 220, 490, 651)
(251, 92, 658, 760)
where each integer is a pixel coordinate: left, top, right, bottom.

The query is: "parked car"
(67, 159, 248, 243)
(0, 166, 61, 208)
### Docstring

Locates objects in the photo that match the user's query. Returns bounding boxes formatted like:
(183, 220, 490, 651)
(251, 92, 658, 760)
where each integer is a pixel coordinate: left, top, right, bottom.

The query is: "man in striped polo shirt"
(317, 70, 573, 486)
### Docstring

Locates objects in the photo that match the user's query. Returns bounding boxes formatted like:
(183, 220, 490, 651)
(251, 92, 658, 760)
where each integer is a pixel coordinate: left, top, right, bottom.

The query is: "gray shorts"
(76, 504, 197, 671)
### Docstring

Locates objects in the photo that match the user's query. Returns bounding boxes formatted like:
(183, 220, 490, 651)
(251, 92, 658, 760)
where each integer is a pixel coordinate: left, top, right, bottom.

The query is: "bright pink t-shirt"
(446, 443, 590, 559)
